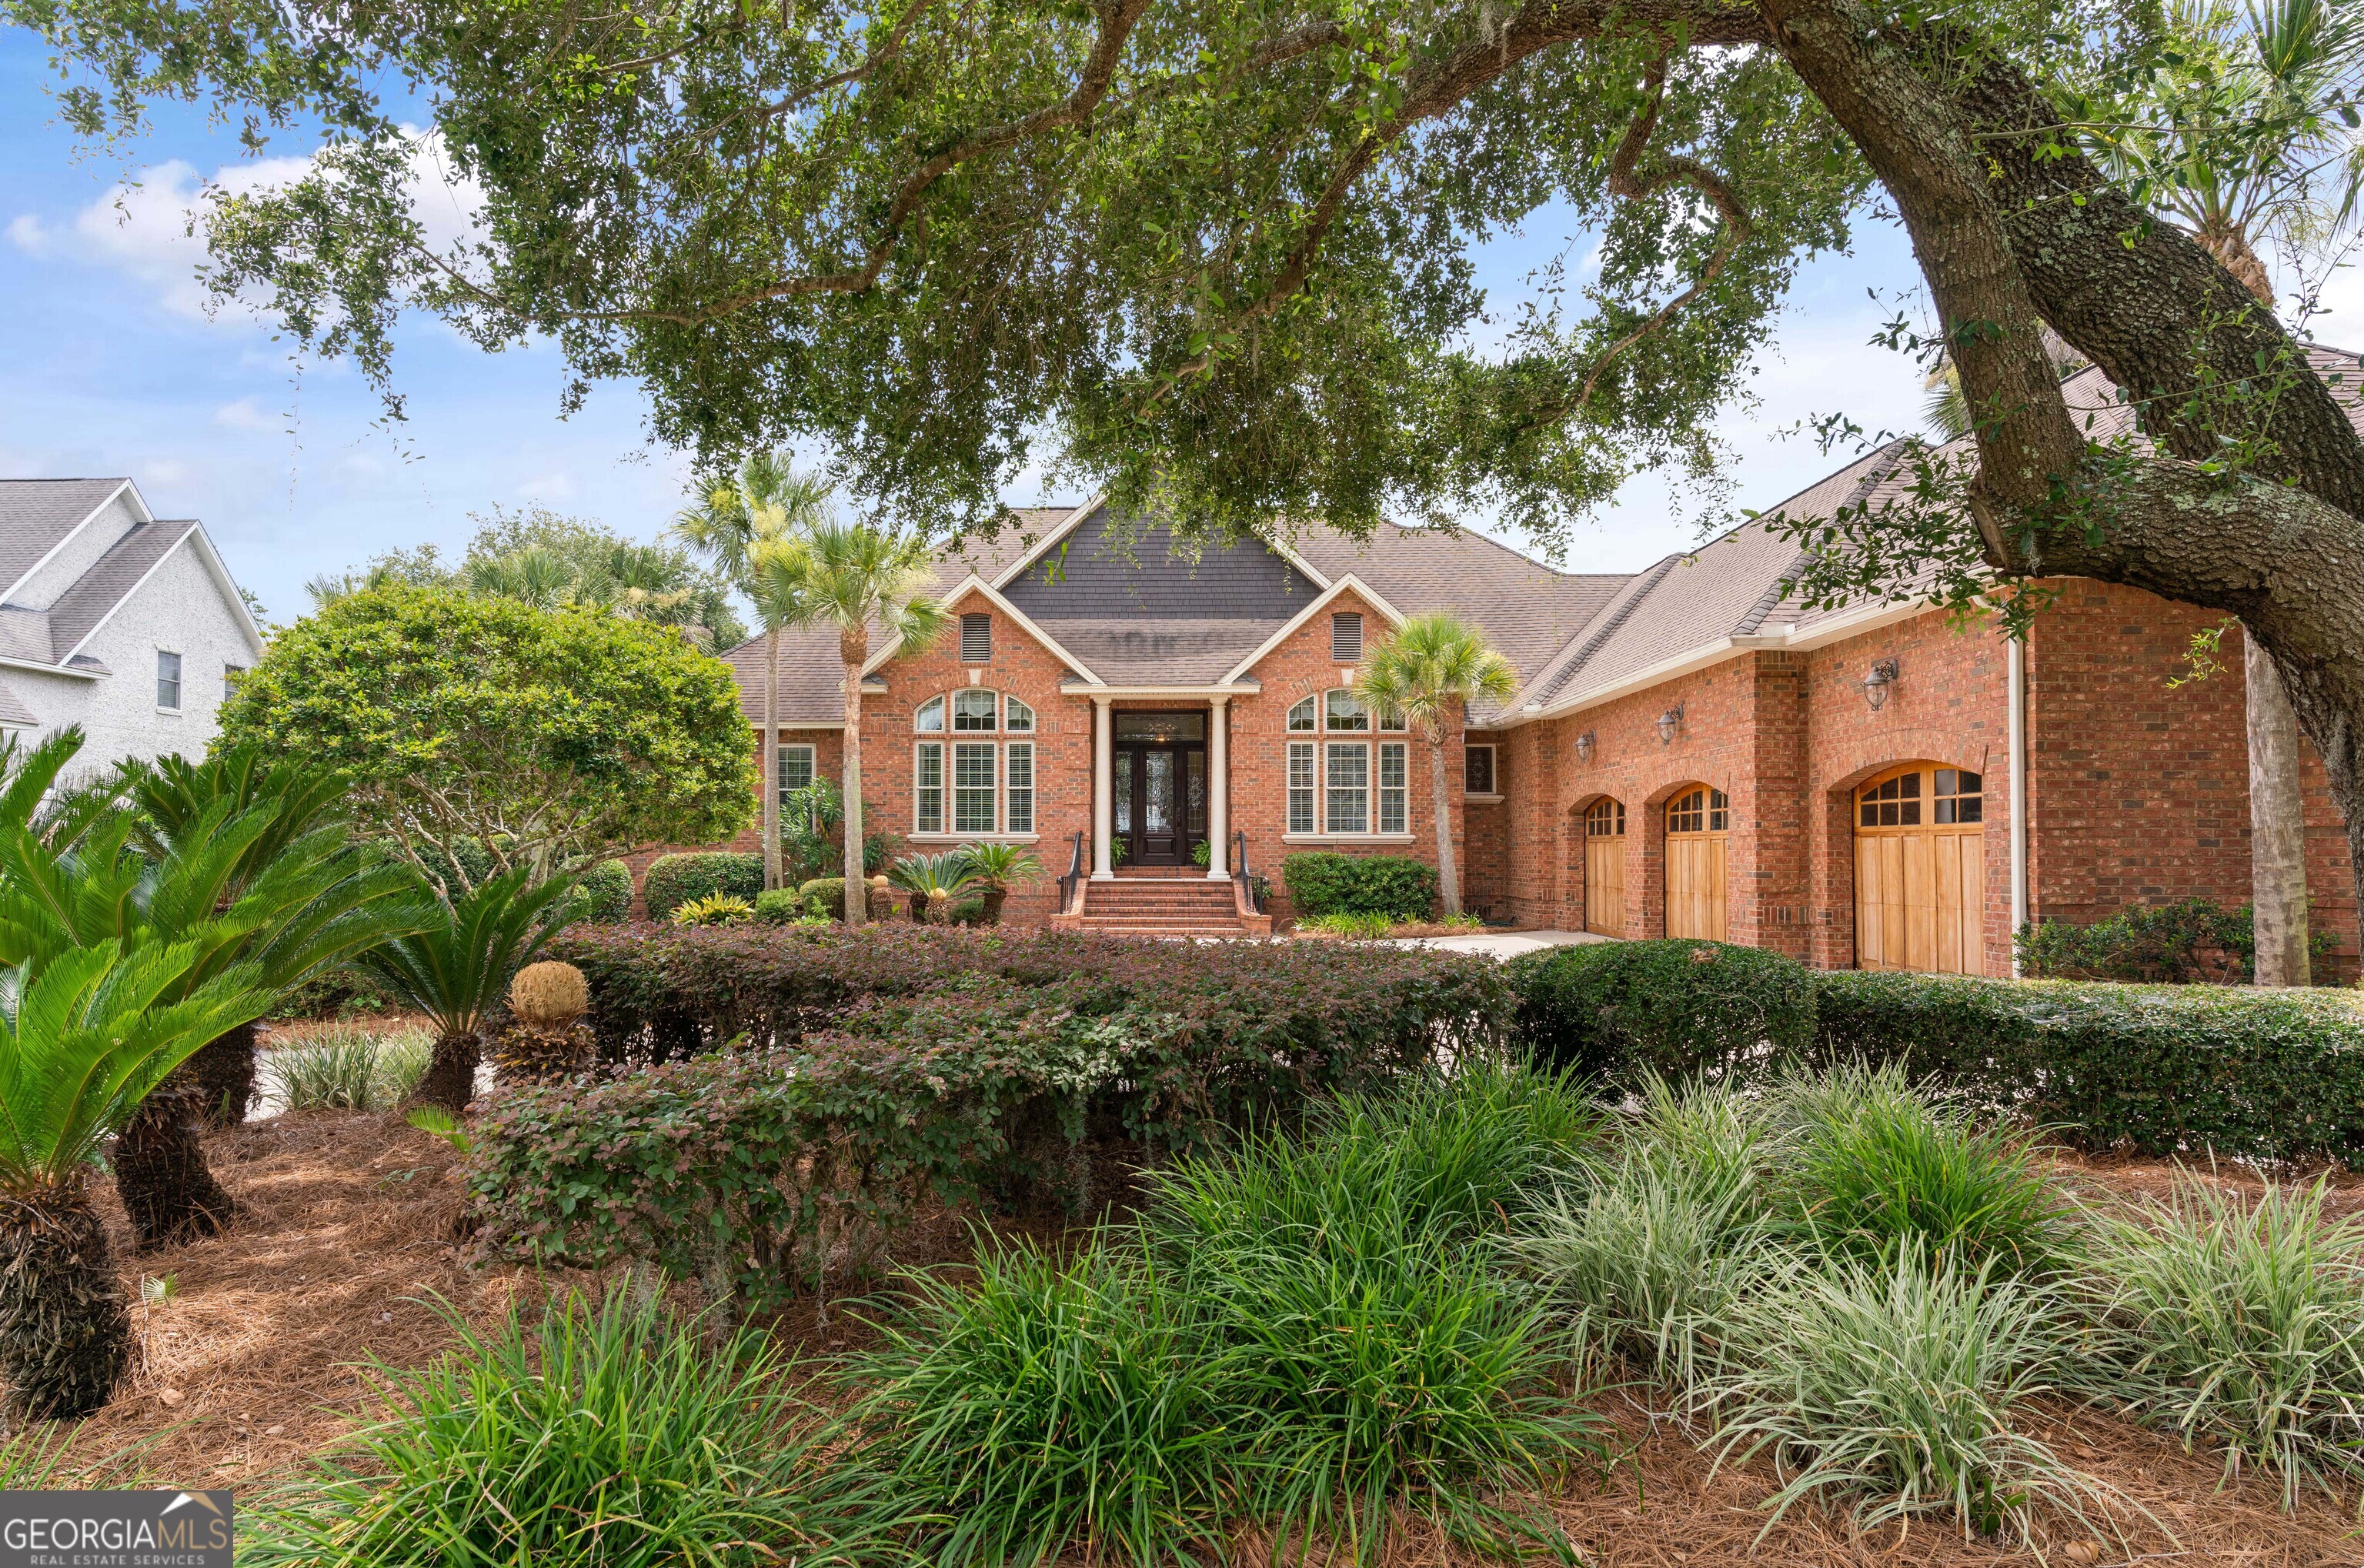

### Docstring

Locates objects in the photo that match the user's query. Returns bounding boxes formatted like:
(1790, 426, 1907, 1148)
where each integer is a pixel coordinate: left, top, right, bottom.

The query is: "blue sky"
(7, 27, 2347, 627)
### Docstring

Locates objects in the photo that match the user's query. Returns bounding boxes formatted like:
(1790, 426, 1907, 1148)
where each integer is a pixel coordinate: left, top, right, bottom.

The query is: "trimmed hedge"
(643, 852, 763, 919)
(567, 859, 633, 925)
(1280, 852, 1438, 919)
(1508, 939, 1818, 1085)
(796, 876, 894, 922)
(2016, 898, 2337, 985)
(476, 926, 1512, 1306)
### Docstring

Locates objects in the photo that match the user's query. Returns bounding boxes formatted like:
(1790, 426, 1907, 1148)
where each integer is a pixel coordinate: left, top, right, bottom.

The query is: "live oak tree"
(16, 0, 2364, 916)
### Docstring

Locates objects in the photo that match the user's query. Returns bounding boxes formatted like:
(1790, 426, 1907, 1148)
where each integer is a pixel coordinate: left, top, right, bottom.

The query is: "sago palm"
(793, 519, 951, 926)
(673, 452, 834, 894)
(1355, 614, 1518, 917)
(0, 939, 272, 1419)
(953, 842, 1043, 925)
(886, 852, 981, 924)
(353, 866, 583, 1113)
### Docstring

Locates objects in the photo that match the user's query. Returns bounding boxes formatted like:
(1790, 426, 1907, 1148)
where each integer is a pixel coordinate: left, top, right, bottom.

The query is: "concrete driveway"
(1389, 929, 1612, 959)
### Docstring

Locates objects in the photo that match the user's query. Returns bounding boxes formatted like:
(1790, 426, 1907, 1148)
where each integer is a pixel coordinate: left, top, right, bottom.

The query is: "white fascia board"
(0, 652, 101, 682)
(1763, 596, 1932, 655)
(858, 574, 1105, 686)
(59, 522, 244, 669)
(1056, 683, 1263, 698)
(187, 522, 268, 658)
(1, 479, 141, 606)
(989, 495, 1106, 589)
(1218, 573, 1405, 686)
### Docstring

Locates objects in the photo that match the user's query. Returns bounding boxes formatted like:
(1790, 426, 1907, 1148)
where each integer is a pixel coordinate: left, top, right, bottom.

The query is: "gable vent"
(961, 613, 992, 663)
(1331, 612, 1363, 664)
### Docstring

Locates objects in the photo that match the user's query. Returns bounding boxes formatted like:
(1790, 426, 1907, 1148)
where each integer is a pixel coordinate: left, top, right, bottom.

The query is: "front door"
(1112, 711, 1208, 866)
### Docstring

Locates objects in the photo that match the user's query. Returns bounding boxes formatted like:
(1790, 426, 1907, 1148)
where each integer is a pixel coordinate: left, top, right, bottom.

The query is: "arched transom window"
(1666, 786, 1728, 835)
(1858, 766, 1982, 828)
(1585, 797, 1625, 837)
(913, 691, 1036, 837)
(1284, 690, 1408, 837)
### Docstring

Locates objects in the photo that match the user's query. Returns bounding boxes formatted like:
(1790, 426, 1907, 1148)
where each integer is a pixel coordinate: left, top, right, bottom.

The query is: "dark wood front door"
(1112, 712, 1208, 866)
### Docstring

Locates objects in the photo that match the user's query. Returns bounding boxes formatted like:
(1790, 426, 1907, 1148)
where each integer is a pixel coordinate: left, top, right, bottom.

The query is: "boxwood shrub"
(642, 852, 763, 920)
(1280, 852, 1438, 919)
(566, 859, 634, 925)
(482, 927, 1513, 1306)
(1508, 939, 1818, 1085)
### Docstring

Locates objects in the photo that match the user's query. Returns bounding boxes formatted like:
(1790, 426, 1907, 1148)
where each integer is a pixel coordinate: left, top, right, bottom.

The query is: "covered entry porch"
(1087, 694, 1237, 880)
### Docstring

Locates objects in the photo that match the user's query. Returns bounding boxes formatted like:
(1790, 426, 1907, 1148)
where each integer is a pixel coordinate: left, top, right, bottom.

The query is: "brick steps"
(1075, 876, 1257, 939)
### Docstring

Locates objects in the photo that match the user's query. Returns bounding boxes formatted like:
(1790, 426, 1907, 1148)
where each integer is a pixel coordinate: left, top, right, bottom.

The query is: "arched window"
(1666, 786, 1729, 834)
(1584, 798, 1625, 837)
(915, 696, 945, 732)
(953, 689, 998, 731)
(1005, 696, 1035, 732)
(1284, 689, 1410, 837)
(1663, 785, 1728, 941)
(1287, 696, 1317, 731)
(912, 690, 1036, 838)
(1325, 689, 1370, 732)
(1854, 764, 1986, 976)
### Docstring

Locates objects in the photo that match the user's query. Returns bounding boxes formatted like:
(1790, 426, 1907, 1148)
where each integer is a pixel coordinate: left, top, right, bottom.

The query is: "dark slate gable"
(1000, 508, 1323, 620)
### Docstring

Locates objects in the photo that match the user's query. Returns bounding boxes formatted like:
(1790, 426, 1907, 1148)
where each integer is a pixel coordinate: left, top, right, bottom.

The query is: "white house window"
(1006, 742, 1035, 832)
(1324, 689, 1369, 732)
(1325, 742, 1370, 832)
(1377, 702, 1407, 732)
(953, 742, 997, 832)
(1005, 696, 1035, 732)
(961, 612, 993, 663)
(1287, 742, 1316, 833)
(1378, 742, 1408, 834)
(953, 689, 998, 731)
(223, 663, 247, 698)
(916, 742, 944, 832)
(776, 743, 816, 811)
(155, 651, 182, 711)
(916, 696, 947, 732)
(1287, 696, 1317, 732)
(1331, 612, 1363, 662)
(1464, 744, 1496, 795)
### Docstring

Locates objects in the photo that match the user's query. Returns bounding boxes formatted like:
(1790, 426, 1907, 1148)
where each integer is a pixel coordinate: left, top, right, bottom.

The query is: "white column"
(1205, 696, 1230, 878)
(1091, 696, 1116, 879)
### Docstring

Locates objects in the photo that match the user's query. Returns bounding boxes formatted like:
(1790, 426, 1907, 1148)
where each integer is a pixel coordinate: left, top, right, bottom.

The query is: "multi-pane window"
(953, 742, 997, 832)
(776, 743, 815, 809)
(1464, 745, 1496, 795)
(1585, 797, 1626, 837)
(1331, 611, 1363, 663)
(961, 612, 992, 662)
(1287, 742, 1316, 833)
(1858, 771, 1921, 827)
(1378, 742, 1407, 834)
(1324, 689, 1370, 732)
(916, 743, 945, 832)
(1325, 742, 1370, 833)
(1934, 769, 1984, 824)
(916, 696, 947, 732)
(953, 689, 998, 730)
(1006, 743, 1035, 833)
(155, 650, 182, 710)
(1287, 697, 1317, 731)
(1668, 786, 1730, 833)
(1005, 696, 1035, 732)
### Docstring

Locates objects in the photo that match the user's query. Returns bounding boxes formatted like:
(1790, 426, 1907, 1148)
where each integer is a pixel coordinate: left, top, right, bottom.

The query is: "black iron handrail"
(1057, 830, 1087, 915)
(1232, 829, 1259, 913)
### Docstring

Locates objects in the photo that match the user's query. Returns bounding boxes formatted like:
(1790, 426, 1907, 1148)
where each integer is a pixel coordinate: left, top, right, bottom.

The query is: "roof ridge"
(1521, 553, 1683, 709)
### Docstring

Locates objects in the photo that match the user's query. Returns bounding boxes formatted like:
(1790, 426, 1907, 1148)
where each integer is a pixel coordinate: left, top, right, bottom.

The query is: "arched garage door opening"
(1854, 763, 1987, 975)
(1583, 797, 1625, 936)
(1664, 785, 1728, 941)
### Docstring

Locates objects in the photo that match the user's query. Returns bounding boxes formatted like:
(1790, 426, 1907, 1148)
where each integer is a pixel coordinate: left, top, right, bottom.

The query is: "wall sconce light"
(1861, 659, 1899, 712)
(1655, 706, 1683, 744)
(1574, 731, 1596, 763)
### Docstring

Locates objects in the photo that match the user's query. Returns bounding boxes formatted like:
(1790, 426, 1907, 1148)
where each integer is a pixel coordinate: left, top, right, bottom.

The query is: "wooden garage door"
(1664, 786, 1728, 942)
(1584, 798, 1626, 937)
(1854, 765, 1986, 976)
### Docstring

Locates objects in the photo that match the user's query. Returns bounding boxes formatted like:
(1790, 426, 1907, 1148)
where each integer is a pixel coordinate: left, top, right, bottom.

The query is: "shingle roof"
(1000, 507, 1325, 622)
(48, 521, 189, 661)
(0, 480, 124, 596)
(721, 626, 863, 727)
(0, 679, 37, 727)
(1030, 618, 1291, 685)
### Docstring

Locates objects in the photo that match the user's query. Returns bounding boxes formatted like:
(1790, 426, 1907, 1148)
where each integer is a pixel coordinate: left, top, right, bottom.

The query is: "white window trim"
(915, 696, 947, 733)
(1464, 742, 1497, 797)
(1324, 739, 1372, 835)
(1284, 832, 1418, 845)
(915, 740, 946, 833)
(950, 739, 999, 834)
(917, 737, 1043, 836)
(154, 646, 184, 715)
(910, 832, 1042, 845)
(1377, 739, 1408, 836)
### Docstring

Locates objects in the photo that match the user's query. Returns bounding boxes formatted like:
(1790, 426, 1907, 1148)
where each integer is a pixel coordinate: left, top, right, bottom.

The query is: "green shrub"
(2016, 898, 2335, 985)
(1300, 911, 1395, 939)
(2072, 1174, 2364, 1509)
(1703, 1246, 2100, 1542)
(1280, 852, 1437, 920)
(1815, 971, 2364, 1165)
(244, 1289, 890, 1568)
(1508, 939, 1818, 1085)
(566, 859, 633, 925)
(669, 892, 754, 928)
(266, 1025, 433, 1111)
(794, 876, 892, 922)
(270, 966, 394, 1021)
(752, 888, 816, 925)
(642, 852, 763, 920)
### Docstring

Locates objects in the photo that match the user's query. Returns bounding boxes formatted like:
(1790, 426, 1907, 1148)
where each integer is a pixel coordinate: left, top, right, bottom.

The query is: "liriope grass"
(2070, 1173, 2364, 1509)
(265, 1025, 433, 1113)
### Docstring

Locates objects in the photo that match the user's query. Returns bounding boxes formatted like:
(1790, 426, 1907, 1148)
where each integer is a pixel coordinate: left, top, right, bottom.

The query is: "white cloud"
(214, 397, 279, 432)
(9, 132, 486, 325)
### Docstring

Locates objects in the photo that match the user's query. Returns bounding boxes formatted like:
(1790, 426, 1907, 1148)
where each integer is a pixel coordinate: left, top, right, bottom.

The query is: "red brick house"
(686, 353, 2362, 974)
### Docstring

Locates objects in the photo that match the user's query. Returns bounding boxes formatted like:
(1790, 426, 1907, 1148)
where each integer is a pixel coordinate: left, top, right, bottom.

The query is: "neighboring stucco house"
(674, 349, 2364, 974)
(0, 479, 264, 769)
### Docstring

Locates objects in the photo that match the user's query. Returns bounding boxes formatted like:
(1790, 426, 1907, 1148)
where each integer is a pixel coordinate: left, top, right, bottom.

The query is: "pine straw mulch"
(32, 1113, 2364, 1563)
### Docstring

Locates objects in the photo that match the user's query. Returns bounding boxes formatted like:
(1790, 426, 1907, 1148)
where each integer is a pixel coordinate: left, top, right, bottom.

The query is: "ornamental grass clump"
(1701, 1244, 2109, 1545)
(1770, 1063, 2075, 1276)
(2071, 1173, 2364, 1510)
(845, 1235, 1237, 1568)
(245, 1286, 897, 1568)
(265, 1025, 432, 1111)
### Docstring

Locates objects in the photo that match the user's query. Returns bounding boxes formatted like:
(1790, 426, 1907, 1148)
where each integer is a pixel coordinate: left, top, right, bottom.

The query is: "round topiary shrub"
(1508, 938, 1817, 1085)
(796, 877, 895, 922)
(643, 852, 763, 920)
(566, 860, 633, 925)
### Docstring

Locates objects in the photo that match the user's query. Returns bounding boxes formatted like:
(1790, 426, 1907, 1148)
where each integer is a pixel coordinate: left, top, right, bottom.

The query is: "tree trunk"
(2248, 632, 2313, 986)
(113, 1084, 237, 1249)
(1429, 732, 1460, 917)
(411, 1029, 482, 1113)
(981, 886, 1007, 925)
(181, 1022, 258, 1128)
(841, 626, 868, 927)
(0, 1186, 129, 1420)
(763, 628, 782, 893)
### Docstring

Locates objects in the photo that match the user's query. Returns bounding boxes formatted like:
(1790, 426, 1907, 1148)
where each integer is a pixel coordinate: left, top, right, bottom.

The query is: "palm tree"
(0, 940, 272, 1418)
(352, 866, 584, 1113)
(1354, 615, 1518, 918)
(791, 519, 952, 926)
(673, 454, 836, 893)
(886, 852, 981, 924)
(953, 842, 1043, 925)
